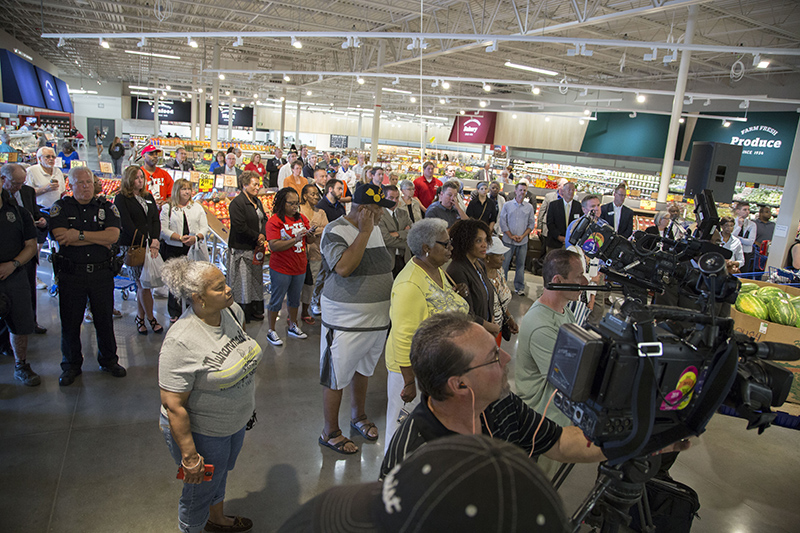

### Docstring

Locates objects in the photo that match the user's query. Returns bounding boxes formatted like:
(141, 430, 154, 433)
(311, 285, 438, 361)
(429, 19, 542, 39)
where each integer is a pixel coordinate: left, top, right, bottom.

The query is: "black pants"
(58, 268, 118, 371)
(161, 244, 190, 318)
(392, 255, 406, 278)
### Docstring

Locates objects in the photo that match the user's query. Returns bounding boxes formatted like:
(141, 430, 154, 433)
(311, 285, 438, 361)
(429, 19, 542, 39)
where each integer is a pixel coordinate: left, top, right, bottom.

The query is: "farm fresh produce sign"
(688, 112, 798, 170)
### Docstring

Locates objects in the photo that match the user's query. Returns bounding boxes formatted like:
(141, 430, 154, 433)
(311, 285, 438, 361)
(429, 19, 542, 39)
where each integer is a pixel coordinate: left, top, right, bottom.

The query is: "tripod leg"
(552, 463, 576, 491)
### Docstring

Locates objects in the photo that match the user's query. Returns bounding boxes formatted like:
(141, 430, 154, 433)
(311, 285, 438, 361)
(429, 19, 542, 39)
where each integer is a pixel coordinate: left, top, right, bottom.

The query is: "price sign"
(243, 156, 251, 165)
(189, 171, 200, 183)
(214, 176, 225, 189)
(54, 157, 63, 168)
(0, 154, 8, 163)
(745, 182, 756, 188)
(71, 160, 87, 168)
(202, 152, 213, 161)
(99, 162, 113, 174)
(198, 175, 214, 192)
(223, 175, 237, 187)
(8, 153, 18, 162)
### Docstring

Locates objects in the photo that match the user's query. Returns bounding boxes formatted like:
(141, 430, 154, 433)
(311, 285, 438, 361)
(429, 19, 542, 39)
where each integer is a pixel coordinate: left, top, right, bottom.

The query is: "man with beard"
(380, 311, 610, 479)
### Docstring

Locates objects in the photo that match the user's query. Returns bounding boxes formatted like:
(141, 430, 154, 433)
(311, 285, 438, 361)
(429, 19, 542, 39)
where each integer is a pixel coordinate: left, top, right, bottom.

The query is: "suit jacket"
(113, 193, 160, 247)
(446, 258, 494, 326)
(378, 208, 413, 262)
(13, 185, 43, 221)
(228, 191, 266, 250)
(212, 166, 242, 178)
(600, 202, 634, 239)
(545, 198, 582, 249)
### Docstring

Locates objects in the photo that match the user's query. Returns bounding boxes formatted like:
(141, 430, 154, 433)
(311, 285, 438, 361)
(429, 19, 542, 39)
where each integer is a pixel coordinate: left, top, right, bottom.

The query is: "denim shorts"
(160, 413, 246, 533)
(267, 268, 304, 312)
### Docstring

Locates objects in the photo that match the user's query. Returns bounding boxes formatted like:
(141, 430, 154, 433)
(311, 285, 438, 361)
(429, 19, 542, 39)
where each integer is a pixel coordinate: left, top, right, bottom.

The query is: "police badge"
(98, 208, 106, 221)
(6, 211, 16, 223)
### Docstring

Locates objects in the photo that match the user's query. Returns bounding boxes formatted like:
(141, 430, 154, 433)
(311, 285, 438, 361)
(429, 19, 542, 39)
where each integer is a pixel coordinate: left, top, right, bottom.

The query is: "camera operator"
(380, 311, 608, 479)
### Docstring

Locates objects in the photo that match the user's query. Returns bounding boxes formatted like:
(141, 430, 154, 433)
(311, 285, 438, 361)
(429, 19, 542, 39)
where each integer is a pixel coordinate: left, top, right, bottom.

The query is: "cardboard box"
(731, 278, 800, 404)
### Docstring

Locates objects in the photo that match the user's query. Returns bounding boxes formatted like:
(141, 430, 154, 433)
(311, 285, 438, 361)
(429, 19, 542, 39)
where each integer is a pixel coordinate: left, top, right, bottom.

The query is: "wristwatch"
(12, 259, 20, 269)
(79, 230, 85, 241)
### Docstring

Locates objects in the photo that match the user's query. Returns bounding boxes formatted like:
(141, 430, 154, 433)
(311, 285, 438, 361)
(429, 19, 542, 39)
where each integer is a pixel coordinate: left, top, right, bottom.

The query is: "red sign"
(448, 111, 498, 145)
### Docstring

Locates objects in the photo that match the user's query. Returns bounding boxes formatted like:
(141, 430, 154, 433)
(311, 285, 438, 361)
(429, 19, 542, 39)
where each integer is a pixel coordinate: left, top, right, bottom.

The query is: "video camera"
(547, 189, 797, 466)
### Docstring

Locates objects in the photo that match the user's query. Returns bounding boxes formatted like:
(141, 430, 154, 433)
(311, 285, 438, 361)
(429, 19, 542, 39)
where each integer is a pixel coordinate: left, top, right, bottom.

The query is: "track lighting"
(188, 37, 198, 48)
(99, 38, 110, 49)
(291, 37, 302, 49)
(483, 83, 491, 92)
(636, 93, 646, 103)
(233, 37, 243, 47)
(357, 76, 365, 85)
(218, 74, 225, 80)
(441, 80, 450, 90)
(137, 37, 146, 48)
(57, 37, 65, 47)
(283, 74, 290, 82)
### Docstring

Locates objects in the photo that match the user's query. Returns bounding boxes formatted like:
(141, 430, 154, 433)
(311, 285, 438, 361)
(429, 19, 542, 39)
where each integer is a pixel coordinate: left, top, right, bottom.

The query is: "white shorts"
(385, 370, 421, 454)
(319, 325, 387, 390)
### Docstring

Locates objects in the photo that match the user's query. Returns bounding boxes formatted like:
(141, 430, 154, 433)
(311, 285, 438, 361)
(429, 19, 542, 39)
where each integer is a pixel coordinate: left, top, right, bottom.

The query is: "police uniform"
(49, 195, 122, 373)
(0, 191, 37, 338)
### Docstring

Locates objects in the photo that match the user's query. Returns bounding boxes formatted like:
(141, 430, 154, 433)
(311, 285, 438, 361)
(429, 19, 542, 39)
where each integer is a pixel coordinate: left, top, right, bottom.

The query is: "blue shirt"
(0, 142, 14, 153)
(316, 195, 345, 223)
(499, 199, 536, 246)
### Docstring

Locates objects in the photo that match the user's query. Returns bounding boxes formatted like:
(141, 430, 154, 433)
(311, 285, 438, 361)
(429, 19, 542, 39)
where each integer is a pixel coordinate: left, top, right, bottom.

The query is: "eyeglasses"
(42, 155, 56, 159)
(464, 347, 501, 373)
(435, 240, 451, 248)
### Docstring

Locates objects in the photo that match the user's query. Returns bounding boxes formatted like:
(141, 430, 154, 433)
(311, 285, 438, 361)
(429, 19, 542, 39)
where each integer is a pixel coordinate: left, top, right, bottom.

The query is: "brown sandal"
(350, 414, 379, 441)
(319, 429, 358, 454)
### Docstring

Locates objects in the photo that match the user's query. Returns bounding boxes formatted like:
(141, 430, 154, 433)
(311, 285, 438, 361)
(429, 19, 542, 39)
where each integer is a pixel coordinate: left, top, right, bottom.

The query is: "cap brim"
(377, 198, 397, 208)
(304, 482, 382, 532)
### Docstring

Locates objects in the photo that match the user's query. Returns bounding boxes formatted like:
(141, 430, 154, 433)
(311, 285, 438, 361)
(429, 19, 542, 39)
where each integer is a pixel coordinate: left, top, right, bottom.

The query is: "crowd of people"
(1, 143, 792, 533)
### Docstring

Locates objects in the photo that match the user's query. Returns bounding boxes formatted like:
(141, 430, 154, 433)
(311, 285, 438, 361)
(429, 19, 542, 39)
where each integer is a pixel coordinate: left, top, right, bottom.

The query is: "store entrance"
(87, 118, 116, 147)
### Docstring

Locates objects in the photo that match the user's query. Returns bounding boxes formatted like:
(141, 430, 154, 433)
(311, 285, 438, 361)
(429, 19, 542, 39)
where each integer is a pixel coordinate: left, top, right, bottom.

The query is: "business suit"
(545, 198, 582, 249)
(600, 202, 634, 239)
(212, 166, 243, 179)
(265, 156, 285, 188)
(378, 207, 413, 277)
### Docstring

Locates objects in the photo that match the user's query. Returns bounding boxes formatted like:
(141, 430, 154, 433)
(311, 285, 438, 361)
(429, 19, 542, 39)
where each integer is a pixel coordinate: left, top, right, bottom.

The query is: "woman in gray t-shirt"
(158, 258, 263, 533)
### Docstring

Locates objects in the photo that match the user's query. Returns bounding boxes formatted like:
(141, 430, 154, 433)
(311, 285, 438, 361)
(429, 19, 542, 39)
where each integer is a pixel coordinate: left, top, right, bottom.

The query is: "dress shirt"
(499, 198, 536, 246)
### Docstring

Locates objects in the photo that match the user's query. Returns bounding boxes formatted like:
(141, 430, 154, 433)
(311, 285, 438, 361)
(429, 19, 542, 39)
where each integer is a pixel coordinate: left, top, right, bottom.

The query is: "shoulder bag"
(124, 228, 147, 267)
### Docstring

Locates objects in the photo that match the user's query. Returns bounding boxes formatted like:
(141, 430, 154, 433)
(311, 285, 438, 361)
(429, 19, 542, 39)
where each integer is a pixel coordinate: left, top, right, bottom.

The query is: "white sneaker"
(36, 277, 47, 290)
(287, 322, 307, 339)
(266, 330, 283, 346)
(310, 304, 322, 316)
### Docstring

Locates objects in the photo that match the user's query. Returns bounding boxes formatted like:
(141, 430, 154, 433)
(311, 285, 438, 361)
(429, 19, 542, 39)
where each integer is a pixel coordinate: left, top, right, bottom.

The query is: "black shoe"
(204, 516, 253, 533)
(100, 363, 127, 378)
(59, 368, 82, 386)
(34, 325, 47, 334)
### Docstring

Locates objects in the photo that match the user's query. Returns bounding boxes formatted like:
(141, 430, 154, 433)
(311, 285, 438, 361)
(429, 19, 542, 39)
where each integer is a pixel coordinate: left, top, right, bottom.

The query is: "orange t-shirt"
(283, 174, 307, 199)
(143, 166, 174, 202)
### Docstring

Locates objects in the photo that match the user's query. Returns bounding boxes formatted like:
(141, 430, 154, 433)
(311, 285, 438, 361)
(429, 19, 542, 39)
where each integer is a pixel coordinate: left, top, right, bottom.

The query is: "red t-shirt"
(413, 175, 442, 209)
(265, 213, 310, 275)
(244, 162, 265, 177)
(143, 167, 174, 202)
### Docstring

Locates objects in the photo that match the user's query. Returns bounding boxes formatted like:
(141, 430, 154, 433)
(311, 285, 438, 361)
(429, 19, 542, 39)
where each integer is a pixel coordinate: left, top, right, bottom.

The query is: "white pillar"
(190, 95, 197, 142)
(198, 88, 207, 142)
(765, 119, 800, 271)
(227, 101, 233, 141)
(279, 89, 286, 149)
(370, 41, 386, 166)
(357, 113, 363, 149)
(153, 93, 160, 136)
(210, 44, 220, 150)
(658, 5, 698, 202)
(295, 99, 301, 145)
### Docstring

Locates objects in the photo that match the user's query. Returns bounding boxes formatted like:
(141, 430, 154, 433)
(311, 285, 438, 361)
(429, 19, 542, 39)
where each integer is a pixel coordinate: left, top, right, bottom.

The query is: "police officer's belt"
(53, 255, 113, 274)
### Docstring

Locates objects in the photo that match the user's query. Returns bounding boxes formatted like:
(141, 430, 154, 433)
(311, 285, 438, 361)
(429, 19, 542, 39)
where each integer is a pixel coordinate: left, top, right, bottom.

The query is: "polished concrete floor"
(1, 263, 799, 533)
(3, 147, 798, 532)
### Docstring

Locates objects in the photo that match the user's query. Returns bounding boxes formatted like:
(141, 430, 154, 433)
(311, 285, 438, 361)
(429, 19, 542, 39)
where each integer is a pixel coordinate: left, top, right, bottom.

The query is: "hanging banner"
(448, 111, 498, 145)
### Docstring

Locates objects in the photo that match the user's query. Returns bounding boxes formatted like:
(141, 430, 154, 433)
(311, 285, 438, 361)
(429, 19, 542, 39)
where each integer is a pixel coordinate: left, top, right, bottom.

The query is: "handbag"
(500, 311, 512, 341)
(124, 229, 147, 267)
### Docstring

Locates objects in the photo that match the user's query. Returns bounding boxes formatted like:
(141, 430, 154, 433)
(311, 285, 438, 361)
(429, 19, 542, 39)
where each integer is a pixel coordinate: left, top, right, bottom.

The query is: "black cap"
(281, 435, 569, 533)
(353, 183, 396, 208)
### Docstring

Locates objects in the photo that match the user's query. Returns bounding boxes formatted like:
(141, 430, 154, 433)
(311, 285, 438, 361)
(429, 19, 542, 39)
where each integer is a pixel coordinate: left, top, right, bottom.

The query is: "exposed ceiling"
(3, 0, 800, 120)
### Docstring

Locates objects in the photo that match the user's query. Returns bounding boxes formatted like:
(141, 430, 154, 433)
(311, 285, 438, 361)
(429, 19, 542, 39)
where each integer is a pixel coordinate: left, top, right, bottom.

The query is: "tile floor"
(2, 147, 798, 532)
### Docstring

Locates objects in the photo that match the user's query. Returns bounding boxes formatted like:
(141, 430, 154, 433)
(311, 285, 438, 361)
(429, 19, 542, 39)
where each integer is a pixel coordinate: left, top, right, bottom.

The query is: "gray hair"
(407, 218, 448, 257)
(161, 257, 218, 301)
(399, 179, 415, 191)
(68, 166, 93, 184)
(0, 133, 9, 144)
(36, 146, 55, 159)
(0, 163, 24, 180)
(653, 211, 671, 227)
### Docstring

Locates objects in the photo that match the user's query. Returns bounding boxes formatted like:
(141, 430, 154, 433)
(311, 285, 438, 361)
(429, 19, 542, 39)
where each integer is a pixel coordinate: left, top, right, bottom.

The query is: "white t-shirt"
(26, 164, 65, 209)
(337, 168, 356, 189)
(158, 304, 263, 437)
(277, 163, 293, 188)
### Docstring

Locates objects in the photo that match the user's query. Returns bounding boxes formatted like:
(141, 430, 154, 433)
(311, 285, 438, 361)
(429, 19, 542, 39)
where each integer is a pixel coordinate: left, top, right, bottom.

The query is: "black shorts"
(0, 268, 35, 335)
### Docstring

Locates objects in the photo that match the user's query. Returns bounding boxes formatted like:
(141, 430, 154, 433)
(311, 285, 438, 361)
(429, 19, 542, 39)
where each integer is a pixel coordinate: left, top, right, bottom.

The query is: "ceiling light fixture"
(545, 116, 550, 122)
(512, 114, 517, 119)
(188, 37, 198, 48)
(280, 96, 285, 101)
(485, 42, 498, 53)
(643, 47, 657, 61)
(99, 38, 110, 49)
(663, 49, 678, 64)
(382, 87, 411, 94)
(137, 37, 146, 48)
(441, 80, 450, 90)
(531, 85, 540, 95)
(57, 37, 65, 47)
(219, 74, 225, 80)
(439, 98, 446, 104)
(161, 91, 167, 96)
(479, 100, 487, 108)
(283, 73, 291, 82)
(636, 93, 646, 103)
(629, 112, 637, 118)
(483, 83, 491, 92)
(125, 50, 181, 60)
(357, 76, 365, 85)
(181, 98, 186, 102)
(459, 110, 465, 115)
(678, 117, 685, 124)
(306, 90, 312, 96)
(291, 37, 302, 49)
(165, 85, 171, 90)
(723, 120, 731, 127)
(409, 96, 416, 103)
(756, 59, 770, 69)
(232, 98, 237, 102)
(583, 109, 591, 116)
(233, 36, 243, 47)
(579, 119, 585, 125)
(567, 43, 592, 57)
(431, 79, 439, 88)
(253, 93, 258, 98)
(225, 90, 230, 95)
(504, 61, 558, 76)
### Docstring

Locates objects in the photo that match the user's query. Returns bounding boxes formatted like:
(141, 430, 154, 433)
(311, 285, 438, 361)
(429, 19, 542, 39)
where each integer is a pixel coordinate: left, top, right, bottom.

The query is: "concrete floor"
(2, 147, 798, 532)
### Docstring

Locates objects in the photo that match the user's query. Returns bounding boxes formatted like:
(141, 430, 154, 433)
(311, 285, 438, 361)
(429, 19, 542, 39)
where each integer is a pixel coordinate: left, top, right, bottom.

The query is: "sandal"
(135, 316, 148, 335)
(350, 414, 379, 441)
(169, 316, 179, 324)
(149, 317, 164, 334)
(319, 429, 358, 454)
(302, 315, 316, 325)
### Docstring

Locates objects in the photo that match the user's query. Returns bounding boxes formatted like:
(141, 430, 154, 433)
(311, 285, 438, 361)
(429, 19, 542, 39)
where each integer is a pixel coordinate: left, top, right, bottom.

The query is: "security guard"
(50, 166, 126, 386)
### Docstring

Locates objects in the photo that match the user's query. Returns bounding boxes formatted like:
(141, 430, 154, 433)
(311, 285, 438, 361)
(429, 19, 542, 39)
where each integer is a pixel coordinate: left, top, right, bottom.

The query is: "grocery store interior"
(1, 1, 800, 532)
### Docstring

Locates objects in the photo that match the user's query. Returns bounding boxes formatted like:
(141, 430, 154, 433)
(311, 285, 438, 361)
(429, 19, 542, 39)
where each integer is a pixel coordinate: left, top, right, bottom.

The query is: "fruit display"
(735, 285, 800, 327)
(63, 177, 120, 198)
(200, 192, 275, 230)
(669, 176, 784, 207)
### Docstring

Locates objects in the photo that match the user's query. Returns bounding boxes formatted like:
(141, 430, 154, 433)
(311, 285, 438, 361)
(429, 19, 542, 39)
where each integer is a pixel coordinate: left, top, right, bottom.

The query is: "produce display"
(200, 192, 275, 230)
(669, 176, 783, 207)
(63, 177, 120, 198)
(735, 285, 800, 327)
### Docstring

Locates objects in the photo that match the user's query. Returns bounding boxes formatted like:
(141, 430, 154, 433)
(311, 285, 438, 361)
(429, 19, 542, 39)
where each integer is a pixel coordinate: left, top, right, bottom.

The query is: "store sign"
(448, 111, 497, 145)
(688, 112, 798, 170)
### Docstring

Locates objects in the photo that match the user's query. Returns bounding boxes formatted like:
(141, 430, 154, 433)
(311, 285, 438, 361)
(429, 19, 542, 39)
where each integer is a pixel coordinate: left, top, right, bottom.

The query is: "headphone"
(459, 383, 468, 389)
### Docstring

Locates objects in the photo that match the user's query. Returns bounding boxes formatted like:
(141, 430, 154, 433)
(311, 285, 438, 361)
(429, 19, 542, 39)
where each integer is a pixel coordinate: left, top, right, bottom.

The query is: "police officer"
(0, 164, 41, 386)
(50, 166, 126, 386)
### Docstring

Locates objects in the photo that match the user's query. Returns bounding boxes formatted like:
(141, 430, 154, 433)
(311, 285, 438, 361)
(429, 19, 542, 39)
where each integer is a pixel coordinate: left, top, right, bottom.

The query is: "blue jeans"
(502, 242, 528, 292)
(267, 268, 304, 313)
(160, 413, 246, 533)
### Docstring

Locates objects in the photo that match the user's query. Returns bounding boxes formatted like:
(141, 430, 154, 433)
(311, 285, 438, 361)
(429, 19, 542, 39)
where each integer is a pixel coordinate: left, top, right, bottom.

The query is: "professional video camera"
(546, 189, 799, 532)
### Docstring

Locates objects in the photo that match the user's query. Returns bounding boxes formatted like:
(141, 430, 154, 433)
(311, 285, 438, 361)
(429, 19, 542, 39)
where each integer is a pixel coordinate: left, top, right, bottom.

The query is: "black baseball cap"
(353, 183, 396, 208)
(278, 435, 569, 532)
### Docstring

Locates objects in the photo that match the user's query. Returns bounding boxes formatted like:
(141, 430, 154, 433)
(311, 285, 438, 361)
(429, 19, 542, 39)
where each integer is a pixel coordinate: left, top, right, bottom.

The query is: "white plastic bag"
(140, 251, 165, 289)
(187, 241, 211, 262)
